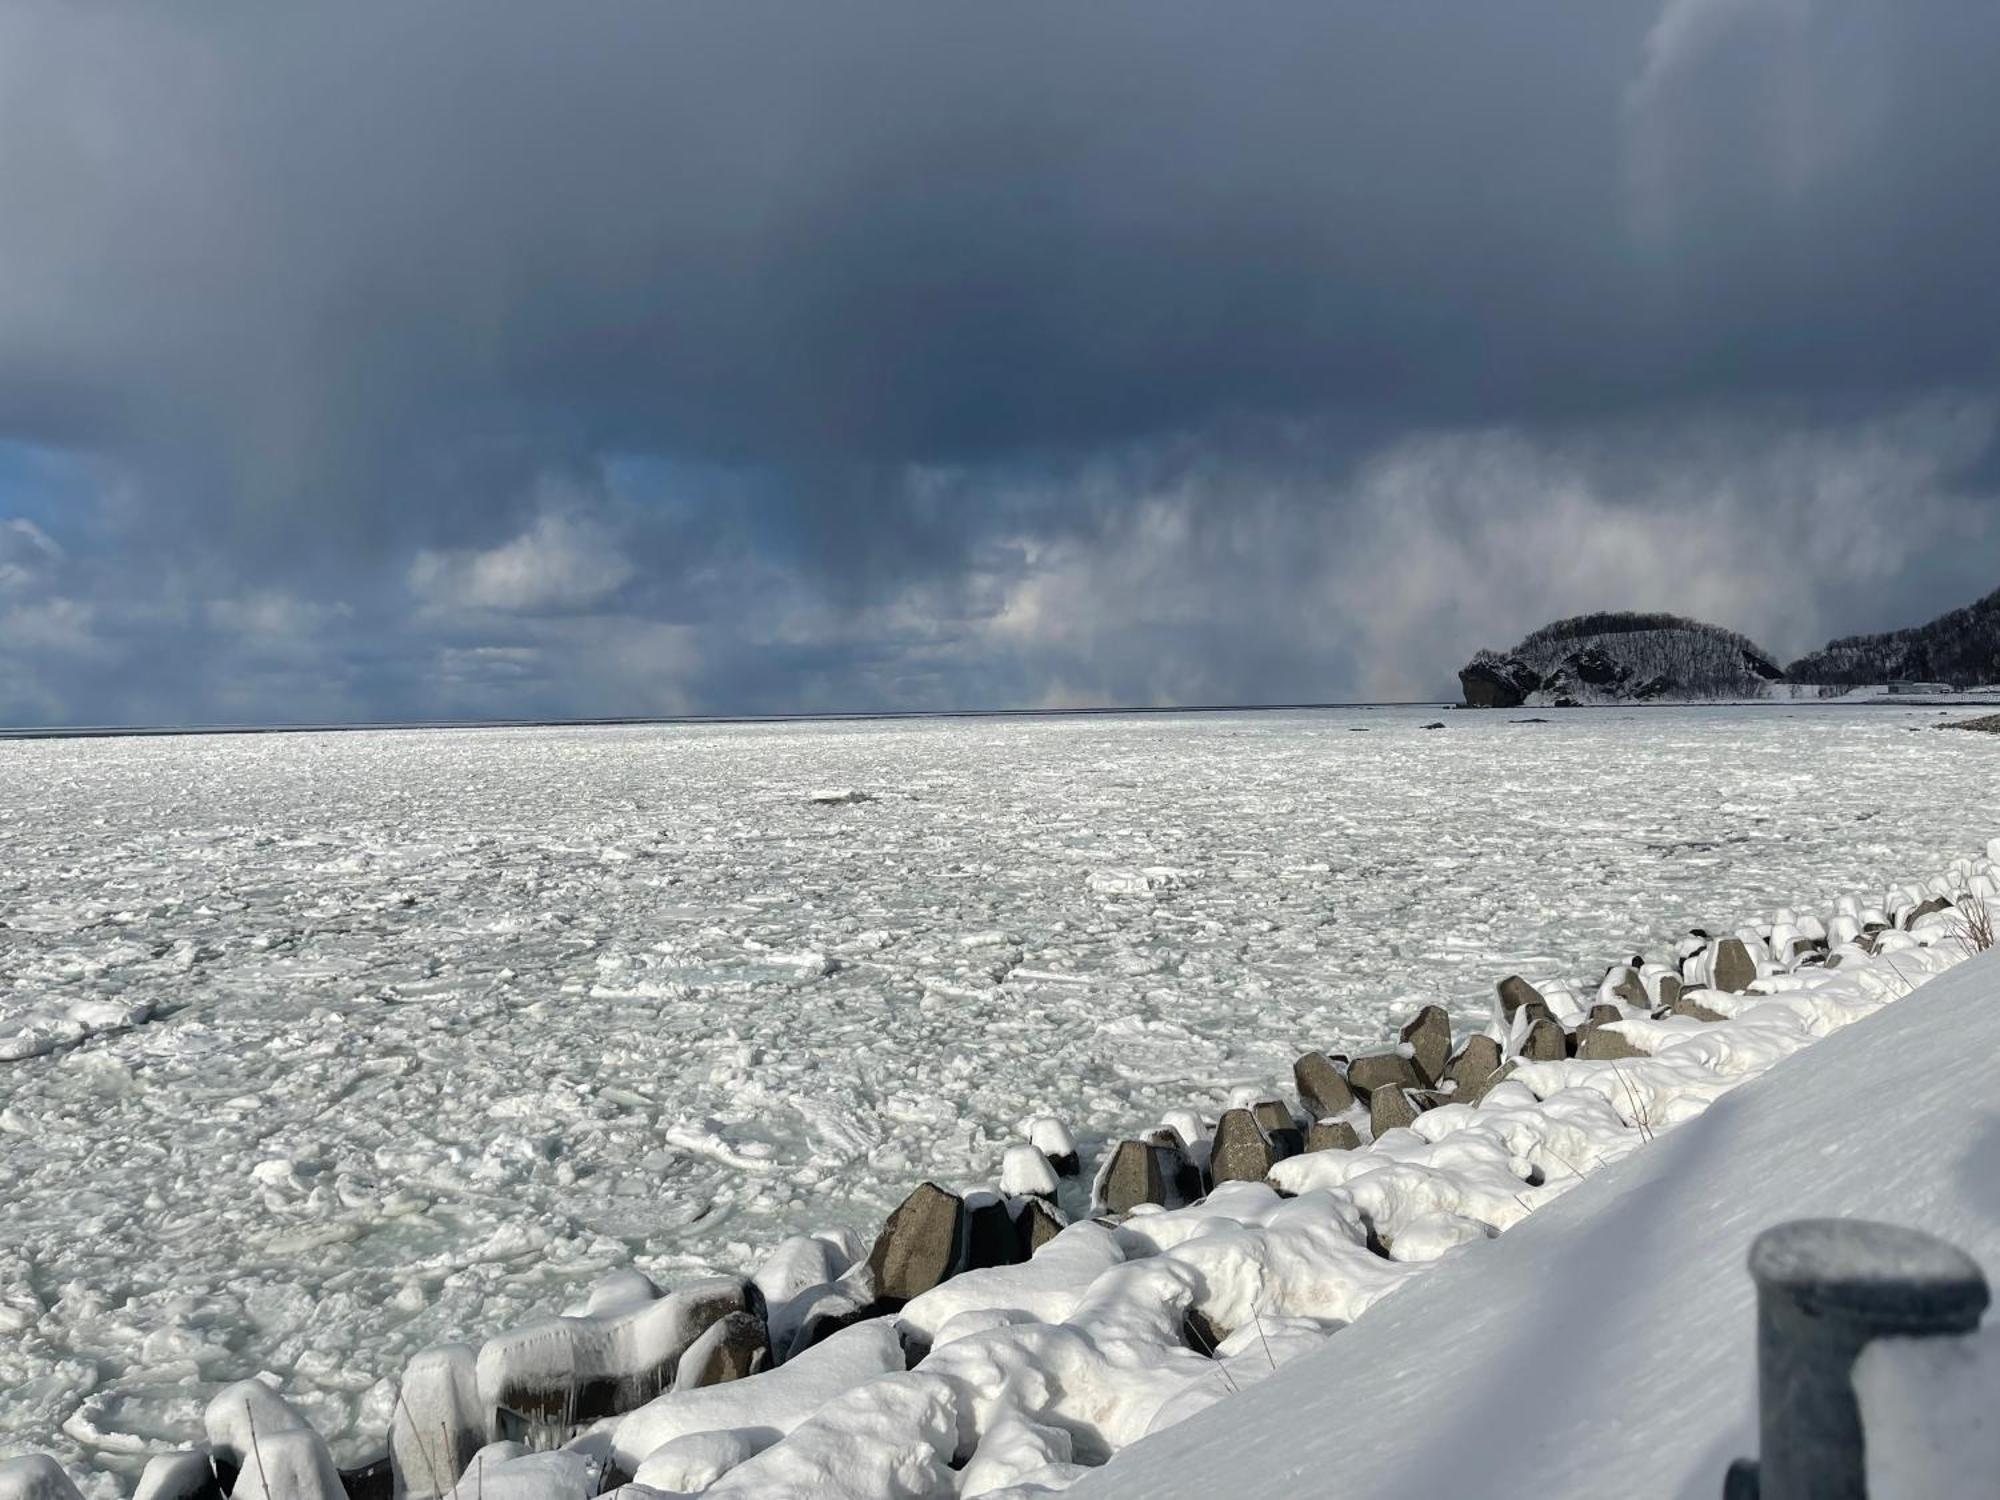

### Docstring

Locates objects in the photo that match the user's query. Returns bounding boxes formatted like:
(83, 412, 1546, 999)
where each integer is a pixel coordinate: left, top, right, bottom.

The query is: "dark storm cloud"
(1, 4, 1636, 517)
(0, 0, 1997, 724)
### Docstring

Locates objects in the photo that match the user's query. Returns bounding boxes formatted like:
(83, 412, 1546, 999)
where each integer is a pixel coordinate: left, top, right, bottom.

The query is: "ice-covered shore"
(9, 828, 1997, 1499)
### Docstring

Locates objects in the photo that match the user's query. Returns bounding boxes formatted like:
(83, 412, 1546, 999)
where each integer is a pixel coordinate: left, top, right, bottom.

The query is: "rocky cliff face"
(1458, 651, 1548, 709)
(1458, 613, 1786, 708)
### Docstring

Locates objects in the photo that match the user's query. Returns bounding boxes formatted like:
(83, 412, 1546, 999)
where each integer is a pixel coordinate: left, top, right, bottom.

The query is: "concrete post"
(1729, 1218, 1988, 1499)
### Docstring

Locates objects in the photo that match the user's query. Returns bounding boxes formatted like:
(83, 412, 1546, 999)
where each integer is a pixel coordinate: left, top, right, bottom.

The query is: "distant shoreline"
(4, 700, 1431, 743)
(6, 693, 2000, 743)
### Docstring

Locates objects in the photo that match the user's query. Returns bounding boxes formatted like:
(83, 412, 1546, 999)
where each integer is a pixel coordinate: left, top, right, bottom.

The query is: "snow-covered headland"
(1458, 584, 2000, 707)
(7, 824, 1997, 1499)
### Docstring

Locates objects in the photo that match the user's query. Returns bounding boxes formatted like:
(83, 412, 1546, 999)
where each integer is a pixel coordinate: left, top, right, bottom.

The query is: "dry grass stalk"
(1251, 1309, 1276, 1372)
(245, 1402, 272, 1500)
(1955, 895, 1995, 955)
(1608, 1060, 1655, 1143)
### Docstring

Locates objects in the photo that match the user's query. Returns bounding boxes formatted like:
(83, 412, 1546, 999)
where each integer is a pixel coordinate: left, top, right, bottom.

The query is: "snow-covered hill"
(1459, 586, 2000, 707)
(1787, 585, 2000, 690)
(1458, 612, 1785, 707)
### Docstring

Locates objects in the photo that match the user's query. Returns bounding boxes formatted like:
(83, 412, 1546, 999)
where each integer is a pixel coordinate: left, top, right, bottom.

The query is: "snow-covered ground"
(2, 703, 1996, 1491)
(1073, 945, 2000, 1500)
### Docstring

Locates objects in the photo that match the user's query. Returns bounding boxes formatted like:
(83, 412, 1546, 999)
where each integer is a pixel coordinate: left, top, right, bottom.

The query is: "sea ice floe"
(4, 708, 1998, 1493)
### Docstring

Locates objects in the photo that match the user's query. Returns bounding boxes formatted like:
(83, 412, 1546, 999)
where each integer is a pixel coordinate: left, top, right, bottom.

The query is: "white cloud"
(0, 517, 64, 593)
(206, 590, 352, 644)
(409, 508, 634, 615)
(1, 596, 97, 654)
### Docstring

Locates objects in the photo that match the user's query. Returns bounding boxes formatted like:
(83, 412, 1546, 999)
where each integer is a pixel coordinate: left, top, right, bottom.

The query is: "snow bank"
(897, 1222, 1125, 1344)
(1068, 945, 2000, 1500)
(612, 1322, 907, 1478)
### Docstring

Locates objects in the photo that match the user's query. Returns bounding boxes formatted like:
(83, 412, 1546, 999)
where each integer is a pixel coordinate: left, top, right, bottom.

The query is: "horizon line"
(4, 692, 1989, 744)
(0, 698, 1454, 743)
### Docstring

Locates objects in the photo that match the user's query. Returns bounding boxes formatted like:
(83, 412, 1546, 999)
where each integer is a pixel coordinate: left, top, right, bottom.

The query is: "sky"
(1, 1, 1997, 726)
